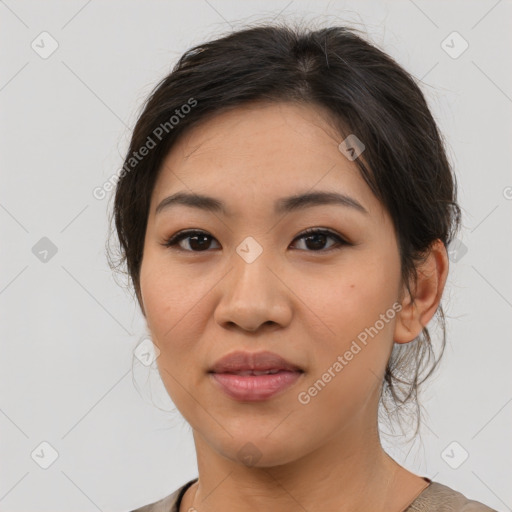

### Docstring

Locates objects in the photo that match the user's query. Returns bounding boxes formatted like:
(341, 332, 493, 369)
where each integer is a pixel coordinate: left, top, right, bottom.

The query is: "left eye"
(162, 228, 348, 253)
(291, 228, 347, 252)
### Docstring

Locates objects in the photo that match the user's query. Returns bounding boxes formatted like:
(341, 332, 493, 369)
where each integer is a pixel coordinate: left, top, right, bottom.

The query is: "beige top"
(130, 477, 498, 511)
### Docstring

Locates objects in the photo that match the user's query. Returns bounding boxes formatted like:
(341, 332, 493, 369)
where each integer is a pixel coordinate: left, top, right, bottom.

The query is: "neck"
(182, 419, 427, 512)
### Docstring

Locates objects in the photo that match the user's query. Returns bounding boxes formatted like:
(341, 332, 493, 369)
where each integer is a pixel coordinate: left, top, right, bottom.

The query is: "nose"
(213, 251, 293, 333)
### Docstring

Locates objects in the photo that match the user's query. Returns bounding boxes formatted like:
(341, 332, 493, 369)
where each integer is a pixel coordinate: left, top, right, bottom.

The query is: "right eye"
(162, 230, 220, 252)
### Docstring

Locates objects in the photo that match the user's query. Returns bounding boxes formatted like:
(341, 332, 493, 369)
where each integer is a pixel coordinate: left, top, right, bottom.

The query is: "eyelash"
(162, 227, 349, 253)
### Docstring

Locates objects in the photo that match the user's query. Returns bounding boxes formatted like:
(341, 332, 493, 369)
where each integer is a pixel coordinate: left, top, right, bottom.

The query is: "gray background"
(1, 0, 511, 511)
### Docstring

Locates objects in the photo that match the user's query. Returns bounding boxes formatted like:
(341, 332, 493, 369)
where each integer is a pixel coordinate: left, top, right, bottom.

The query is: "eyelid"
(161, 227, 350, 252)
(291, 227, 349, 249)
(162, 229, 221, 251)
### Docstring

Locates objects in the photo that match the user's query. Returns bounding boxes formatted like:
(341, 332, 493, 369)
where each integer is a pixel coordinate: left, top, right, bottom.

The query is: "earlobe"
(393, 293, 418, 344)
(393, 239, 449, 345)
(137, 287, 146, 318)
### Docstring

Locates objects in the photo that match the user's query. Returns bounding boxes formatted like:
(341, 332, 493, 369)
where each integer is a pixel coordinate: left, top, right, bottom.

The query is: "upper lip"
(209, 350, 303, 373)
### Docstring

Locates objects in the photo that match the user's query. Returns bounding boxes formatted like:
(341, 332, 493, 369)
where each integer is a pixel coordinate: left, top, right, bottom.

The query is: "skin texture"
(139, 102, 449, 512)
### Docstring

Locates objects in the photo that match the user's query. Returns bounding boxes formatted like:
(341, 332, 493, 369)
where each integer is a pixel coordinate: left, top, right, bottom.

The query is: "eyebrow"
(155, 190, 368, 217)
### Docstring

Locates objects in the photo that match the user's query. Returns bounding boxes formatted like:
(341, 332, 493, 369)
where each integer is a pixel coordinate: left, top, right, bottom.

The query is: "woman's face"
(140, 101, 406, 467)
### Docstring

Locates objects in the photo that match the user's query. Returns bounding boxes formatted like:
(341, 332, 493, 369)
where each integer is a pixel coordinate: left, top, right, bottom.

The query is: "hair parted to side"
(107, 21, 462, 438)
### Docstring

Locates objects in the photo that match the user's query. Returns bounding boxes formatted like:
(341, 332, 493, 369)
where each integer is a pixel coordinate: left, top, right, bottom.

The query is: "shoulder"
(129, 478, 198, 512)
(405, 481, 498, 512)
(129, 478, 498, 512)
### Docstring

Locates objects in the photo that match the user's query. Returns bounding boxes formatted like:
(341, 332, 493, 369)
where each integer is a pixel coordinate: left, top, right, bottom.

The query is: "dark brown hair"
(108, 22, 462, 437)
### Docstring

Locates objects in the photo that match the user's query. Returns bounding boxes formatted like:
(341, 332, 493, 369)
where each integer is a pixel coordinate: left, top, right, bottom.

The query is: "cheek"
(139, 254, 215, 358)
(140, 254, 188, 343)
(295, 254, 400, 335)
(292, 251, 400, 387)
(139, 257, 207, 408)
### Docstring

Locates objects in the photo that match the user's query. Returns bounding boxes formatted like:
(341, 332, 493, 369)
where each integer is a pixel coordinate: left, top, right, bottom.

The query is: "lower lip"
(210, 371, 303, 401)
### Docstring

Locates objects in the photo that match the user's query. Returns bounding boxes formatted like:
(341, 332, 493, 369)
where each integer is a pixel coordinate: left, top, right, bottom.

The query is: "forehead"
(151, 102, 381, 220)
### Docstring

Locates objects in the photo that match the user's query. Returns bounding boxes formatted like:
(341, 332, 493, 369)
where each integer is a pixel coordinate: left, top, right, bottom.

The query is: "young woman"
(110, 23, 497, 512)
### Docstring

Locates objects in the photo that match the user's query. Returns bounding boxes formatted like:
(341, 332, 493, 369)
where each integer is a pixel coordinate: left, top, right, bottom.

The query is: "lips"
(208, 350, 304, 401)
(209, 350, 303, 374)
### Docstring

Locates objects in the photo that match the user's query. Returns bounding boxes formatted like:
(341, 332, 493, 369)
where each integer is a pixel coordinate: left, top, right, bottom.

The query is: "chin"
(207, 433, 306, 469)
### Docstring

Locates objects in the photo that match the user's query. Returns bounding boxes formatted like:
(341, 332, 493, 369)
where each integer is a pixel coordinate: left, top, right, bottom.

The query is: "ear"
(393, 239, 449, 344)
(136, 286, 146, 318)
